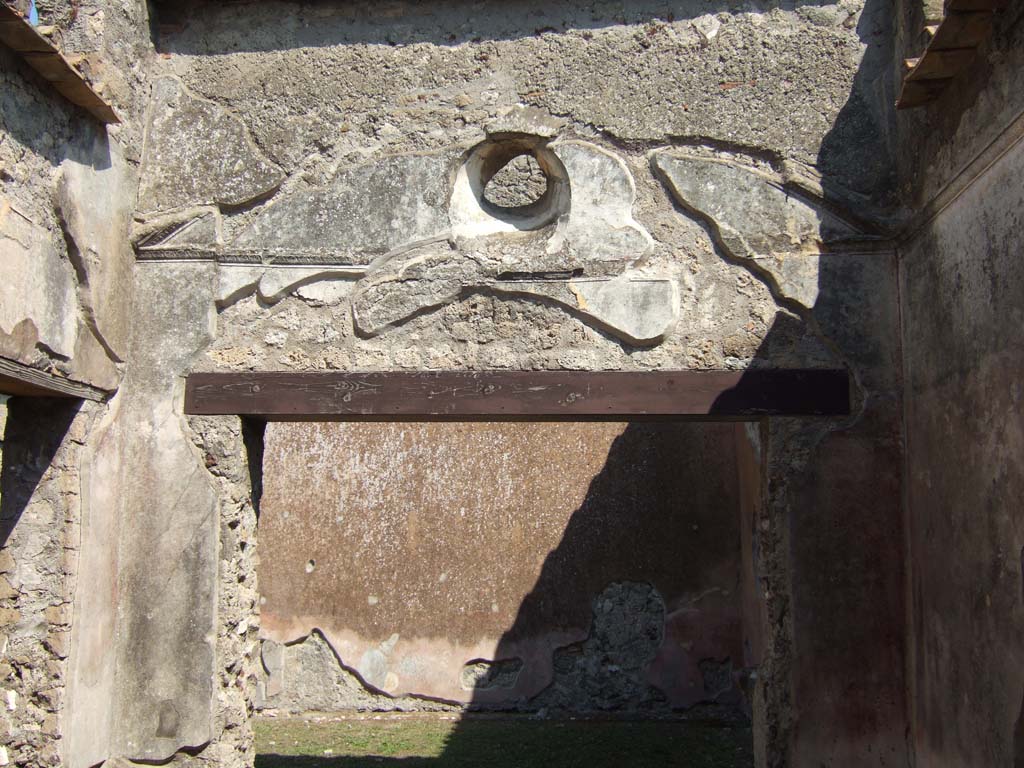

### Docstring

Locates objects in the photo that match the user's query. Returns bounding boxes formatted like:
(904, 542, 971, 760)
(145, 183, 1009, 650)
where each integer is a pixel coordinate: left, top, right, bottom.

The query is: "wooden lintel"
(184, 370, 851, 421)
(0, 357, 109, 400)
(906, 48, 977, 81)
(896, 4, 1002, 109)
(0, 4, 118, 124)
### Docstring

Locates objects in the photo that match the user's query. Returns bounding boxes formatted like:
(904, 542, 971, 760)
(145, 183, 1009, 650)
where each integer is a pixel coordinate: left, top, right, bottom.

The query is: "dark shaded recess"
(0, 397, 81, 547)
(242, 417, 267, 520)
(1016, 688, 1024, 768)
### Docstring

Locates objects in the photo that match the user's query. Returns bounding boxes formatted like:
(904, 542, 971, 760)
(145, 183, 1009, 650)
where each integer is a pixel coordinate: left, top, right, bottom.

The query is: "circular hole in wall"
(451, 135, 570, 235)
(483, 153, 549, 209)
(305, 559, 316, 574)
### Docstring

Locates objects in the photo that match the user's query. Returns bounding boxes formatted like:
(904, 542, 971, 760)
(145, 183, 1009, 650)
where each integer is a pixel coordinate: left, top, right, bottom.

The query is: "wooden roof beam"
(0, 3, 118, 124)
(0, 356, 110, 400)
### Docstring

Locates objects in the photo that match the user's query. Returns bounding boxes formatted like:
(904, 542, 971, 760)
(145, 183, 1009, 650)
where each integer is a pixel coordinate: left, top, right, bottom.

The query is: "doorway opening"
(250, 419, 765, 768)
(186, 367, 838, 768)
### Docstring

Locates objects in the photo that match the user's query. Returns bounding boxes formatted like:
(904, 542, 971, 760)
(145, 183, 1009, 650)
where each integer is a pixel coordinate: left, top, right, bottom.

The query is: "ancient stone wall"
(0, 0, 148, 393)
(0, 397, 100, 768)
(115, 2, 910, 767)
(897, 4, 1024, 766)
(2, 0, 922, 767)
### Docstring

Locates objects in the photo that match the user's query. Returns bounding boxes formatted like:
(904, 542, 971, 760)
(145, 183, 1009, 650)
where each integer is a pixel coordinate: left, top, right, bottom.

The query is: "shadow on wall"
(694, 0, 907, 764)
(154, 0, 842, 51)
(439, 421, 758, 768)
(0, 397, 81, 548)
(465, 422, 751, 718)
(0, 43, 111, 172)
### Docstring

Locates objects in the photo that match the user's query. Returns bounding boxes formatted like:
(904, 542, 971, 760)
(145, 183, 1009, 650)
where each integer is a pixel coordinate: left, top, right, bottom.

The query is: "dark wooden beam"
(0, 357, 109, 400)
(184, 370, 850, 421)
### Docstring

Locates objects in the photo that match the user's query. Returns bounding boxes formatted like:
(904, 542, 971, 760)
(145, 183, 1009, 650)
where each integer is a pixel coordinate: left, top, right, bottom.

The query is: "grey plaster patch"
(261, 640, 284, 698)
(652, 152, 870, 309)
(652, 152, 861, 257)
(358, 633, 401, 692)
(492, 276, 679, 346)
(294, 280, 355, 307)
(56, 137, 136, 363)
(215, 265, 265, 308)
(138, 78, 284, 213)
(72, 263, 220, 764)
(341, 139, 666, 342)
(0, 197, 78, 361)
(257, 631, 457, 714)
(461, 658, 524, 691)
(231, 152, 455, 260)
(216, 265, 363, 308)
(351, 246, 469, 336)
(761, 254, 824, 311)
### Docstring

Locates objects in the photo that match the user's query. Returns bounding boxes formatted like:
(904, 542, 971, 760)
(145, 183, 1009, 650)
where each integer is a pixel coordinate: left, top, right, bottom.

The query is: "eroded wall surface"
(3, 0, 917, 766)
(0, 398, 100, 768)
(119, 1, 909, 766)
(257, 421, 746, 712)
(0, 3, 151, 767)
(898, 5, 1024, 765)
(0, 2, 143, 393)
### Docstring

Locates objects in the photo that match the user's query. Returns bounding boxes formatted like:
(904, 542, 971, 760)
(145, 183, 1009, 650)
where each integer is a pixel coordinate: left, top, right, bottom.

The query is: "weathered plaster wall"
(256, 421, 747, 713)
(0, 397, 99, 768)
(118, 1, 910, 766)
(0, 4, 152, 768)
(67, 262, 221, 768)
(0, 45, 133, 392)
(0, 0, 149, 393)
(898, 6, 1024, 766)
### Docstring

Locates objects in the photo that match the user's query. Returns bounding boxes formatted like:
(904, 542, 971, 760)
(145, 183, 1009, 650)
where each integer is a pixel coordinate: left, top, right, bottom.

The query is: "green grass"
(254, 713, 754, 768)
